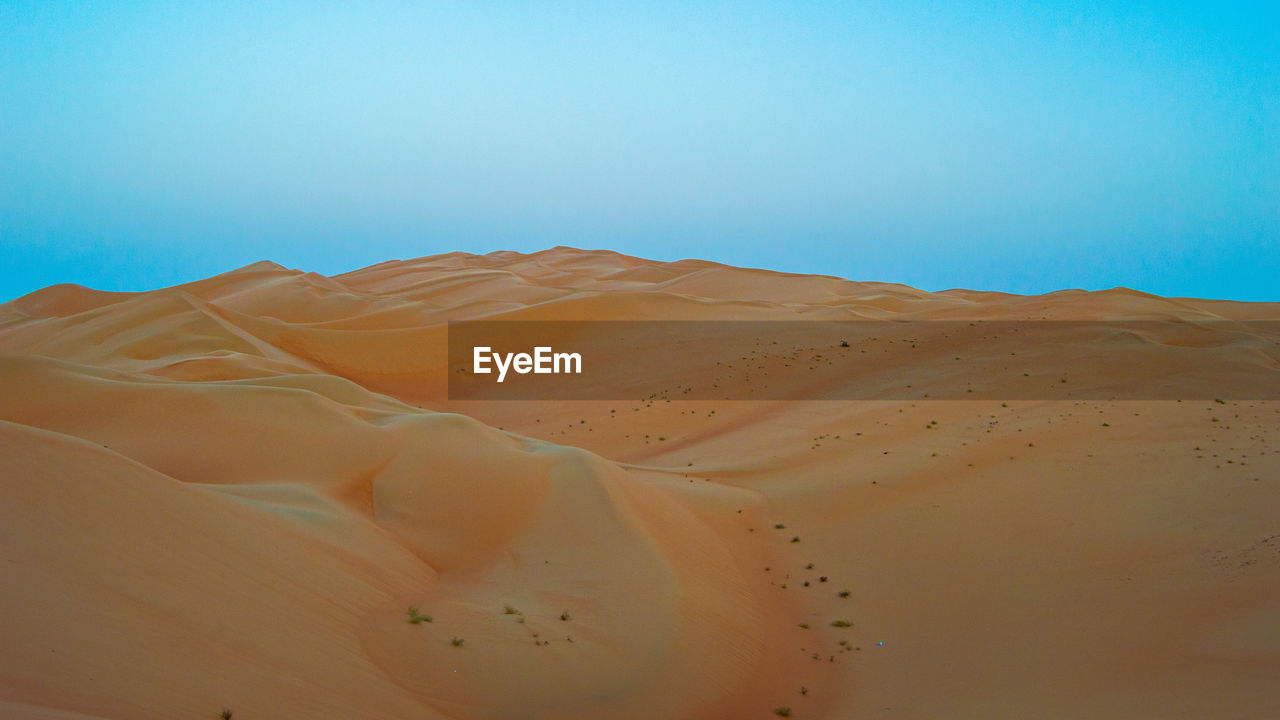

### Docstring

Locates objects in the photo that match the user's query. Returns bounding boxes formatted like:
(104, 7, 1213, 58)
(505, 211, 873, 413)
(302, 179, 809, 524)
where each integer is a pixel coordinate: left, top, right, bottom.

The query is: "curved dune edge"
(0, 355, 834, 719)
(358, 430, 798, 720)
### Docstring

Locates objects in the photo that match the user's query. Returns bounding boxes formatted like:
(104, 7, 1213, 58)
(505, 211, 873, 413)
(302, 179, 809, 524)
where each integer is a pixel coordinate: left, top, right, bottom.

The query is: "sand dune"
(1, 247, 1277, 719)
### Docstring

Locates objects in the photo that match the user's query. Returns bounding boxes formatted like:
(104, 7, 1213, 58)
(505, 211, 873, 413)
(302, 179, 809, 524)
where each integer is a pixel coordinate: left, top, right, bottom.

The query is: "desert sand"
(1, 247, 1277, 719)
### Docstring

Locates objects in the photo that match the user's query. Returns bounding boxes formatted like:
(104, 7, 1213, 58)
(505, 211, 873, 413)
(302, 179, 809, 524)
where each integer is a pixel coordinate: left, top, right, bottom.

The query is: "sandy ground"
(1, 247, 1276, 719)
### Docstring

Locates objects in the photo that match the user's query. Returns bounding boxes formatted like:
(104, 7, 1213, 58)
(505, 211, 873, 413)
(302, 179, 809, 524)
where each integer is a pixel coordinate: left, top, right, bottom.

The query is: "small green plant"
(791, 536, 800, 543)
(774, 707, 792, 717)
(407, 606, 432, 624)
(450, 636, 465, 647)
(774, 523, 786, 529)
(560, 611, 571, 621)
(831, 620, 852, 628)
(840, 340, 849, 347)
(838, 590, 850, 598)
(504, 604, 522, 616)
(220, 711, 233, 720)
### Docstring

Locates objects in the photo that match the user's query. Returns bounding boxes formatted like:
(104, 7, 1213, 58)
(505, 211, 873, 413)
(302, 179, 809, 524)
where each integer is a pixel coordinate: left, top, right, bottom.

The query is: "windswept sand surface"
(1, 248, 1277, 719)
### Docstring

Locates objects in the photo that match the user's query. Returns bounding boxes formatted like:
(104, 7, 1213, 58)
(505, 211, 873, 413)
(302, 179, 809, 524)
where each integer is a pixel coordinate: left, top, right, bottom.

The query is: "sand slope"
(1, 247, 1277, 719)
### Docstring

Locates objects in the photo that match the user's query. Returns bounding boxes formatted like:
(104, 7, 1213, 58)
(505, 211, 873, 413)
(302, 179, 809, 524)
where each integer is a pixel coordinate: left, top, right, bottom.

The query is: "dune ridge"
(1, 247, 1277, 719)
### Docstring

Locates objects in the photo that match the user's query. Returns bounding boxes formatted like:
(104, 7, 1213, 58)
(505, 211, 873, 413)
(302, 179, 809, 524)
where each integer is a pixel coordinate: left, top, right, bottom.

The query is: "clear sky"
(2, 1, 1277, 301)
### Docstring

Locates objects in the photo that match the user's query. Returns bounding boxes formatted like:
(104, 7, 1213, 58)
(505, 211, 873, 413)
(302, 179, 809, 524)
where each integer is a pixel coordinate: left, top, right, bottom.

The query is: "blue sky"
(2, 1, 1276, 301)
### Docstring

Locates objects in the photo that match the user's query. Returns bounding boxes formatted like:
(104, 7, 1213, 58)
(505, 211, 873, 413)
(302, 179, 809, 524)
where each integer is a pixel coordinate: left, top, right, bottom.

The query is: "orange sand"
(1, 247, 1277, 719)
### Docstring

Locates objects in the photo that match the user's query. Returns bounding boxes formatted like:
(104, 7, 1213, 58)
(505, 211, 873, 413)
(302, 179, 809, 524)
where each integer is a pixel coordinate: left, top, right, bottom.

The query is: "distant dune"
(1, 247, 1277, 719)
